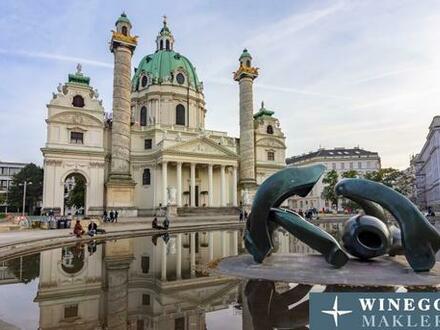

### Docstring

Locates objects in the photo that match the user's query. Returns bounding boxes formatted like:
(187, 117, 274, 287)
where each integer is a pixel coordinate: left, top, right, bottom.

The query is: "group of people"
(73, 220, 105, 238)
(152, 216, 170, 230)
(102, 209, 119, 223)
(239, 209, 249, 222)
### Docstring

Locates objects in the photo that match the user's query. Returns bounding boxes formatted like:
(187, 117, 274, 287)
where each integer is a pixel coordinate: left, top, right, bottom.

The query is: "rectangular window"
(144, 139, 152, 150)
(358, 162, 362, 169)
(141, 256, 150, 274)
(64, 304, 78, 319)
(267, 151, 275, 161)
(142, 294, 150, 306)
(332, 163, 336, 170)
(349, 162, 353, 170)
(70, 132, 84, 144)
(175, 317, 185, 330)
(137, 320, 145, 330)
(367, 161, 371, 168)
(341, 163, 345, 170)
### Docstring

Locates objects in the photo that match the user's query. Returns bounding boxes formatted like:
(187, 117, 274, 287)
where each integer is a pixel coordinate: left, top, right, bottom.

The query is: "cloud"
(0, 49, 112, 68)
(243, 1, 348, 50)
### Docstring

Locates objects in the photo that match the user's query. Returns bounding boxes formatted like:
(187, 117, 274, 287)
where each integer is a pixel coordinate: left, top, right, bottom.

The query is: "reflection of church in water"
(32, 227, 310, 329)
(28, 223, 345, 329)
(34, 230, 243, 329)
(41, 13, 286, 217)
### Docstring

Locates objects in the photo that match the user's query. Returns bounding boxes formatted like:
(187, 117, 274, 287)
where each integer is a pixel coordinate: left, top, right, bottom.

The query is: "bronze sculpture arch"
(244, 166, 440, 272)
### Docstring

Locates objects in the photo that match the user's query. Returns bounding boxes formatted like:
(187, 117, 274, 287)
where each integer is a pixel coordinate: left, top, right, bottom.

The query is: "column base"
(105, 178, 138, 217)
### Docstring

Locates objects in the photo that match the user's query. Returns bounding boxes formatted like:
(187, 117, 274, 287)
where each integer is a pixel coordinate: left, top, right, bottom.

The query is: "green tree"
(364, 168, 414, 197)
(8, 163, 43, 214)
(322, 170, 339, 206)
(65, 175, 86, 209)
(342, 170, 359, 178)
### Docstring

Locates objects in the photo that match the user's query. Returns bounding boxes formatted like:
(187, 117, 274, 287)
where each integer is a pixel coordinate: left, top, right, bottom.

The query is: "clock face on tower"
(176, 73, 185, 85)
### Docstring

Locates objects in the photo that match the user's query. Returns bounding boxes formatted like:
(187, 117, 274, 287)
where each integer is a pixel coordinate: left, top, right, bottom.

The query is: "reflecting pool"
(0, 224, 358, 330)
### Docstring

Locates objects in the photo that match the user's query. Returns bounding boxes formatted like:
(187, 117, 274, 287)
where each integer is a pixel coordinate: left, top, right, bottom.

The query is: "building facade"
(414, 116, 440, 211)
(286, 147, 381, 211)
(41, 14, 286, 216)
(0, 161, 28, 212)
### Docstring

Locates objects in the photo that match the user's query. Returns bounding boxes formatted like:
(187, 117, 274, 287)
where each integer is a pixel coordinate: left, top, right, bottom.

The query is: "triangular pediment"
(163, 136, 238, 158)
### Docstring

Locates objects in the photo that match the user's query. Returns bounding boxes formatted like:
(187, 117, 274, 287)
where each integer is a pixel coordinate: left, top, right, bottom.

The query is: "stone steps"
(177, 207, 240, 217)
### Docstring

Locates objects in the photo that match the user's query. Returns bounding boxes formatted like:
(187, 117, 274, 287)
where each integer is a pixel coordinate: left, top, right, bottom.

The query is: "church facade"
(41, 14, 286, 217)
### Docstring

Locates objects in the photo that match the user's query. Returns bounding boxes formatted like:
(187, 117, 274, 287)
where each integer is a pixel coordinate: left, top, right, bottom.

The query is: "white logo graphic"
(321, 296, 352, 327)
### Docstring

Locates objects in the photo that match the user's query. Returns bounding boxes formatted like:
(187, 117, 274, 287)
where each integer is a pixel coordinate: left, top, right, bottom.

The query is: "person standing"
(103, 210, 108, 222)
(109, 210, 114, 222)
(115, 210, 119, 223)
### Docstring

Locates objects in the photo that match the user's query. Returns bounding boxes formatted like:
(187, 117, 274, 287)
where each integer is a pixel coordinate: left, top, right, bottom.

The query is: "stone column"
(232, 166, 238, 207)
(238, 77, 256, 186)
(176, 233, 182, 280)
(234, 52, 258, 190)
(208, 232, 214, 260)
(162, 161, 168, 206)
(232, 230, 238, 255)
(220, 165, 226, 207)
(190, 233, 196, 277)
(222, 231, 227, 257)
(208, 164, 213, 207)
(190, 163, 196, 207)
(161, 240, 167, 281)
(109, 46, 134, 180)
(104, 255, 133, 330)
(106, 28, 137, 216)
(177, 162, 182, 207)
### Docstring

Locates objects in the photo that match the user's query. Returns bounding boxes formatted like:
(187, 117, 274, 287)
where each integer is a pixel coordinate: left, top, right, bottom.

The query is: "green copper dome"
(132, 50, 202, 91)
(116, 12, 131, 26)
(239, 48, 252, 60)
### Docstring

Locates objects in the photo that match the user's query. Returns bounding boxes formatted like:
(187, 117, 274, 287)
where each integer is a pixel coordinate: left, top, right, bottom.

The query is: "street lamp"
(18, 181, 32, 216)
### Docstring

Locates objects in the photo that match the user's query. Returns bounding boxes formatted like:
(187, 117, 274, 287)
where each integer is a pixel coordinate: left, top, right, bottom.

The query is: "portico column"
(232, 231, 238, 255)
(176, 234, 182, 280)
(208, 164, 213, 207)
(190, 163, 196, 207)
(162, 161, 168, 206)
(220, 165, 226, 207)
(232, 166, 238, 207)
(177, 162, 182, 207)
(190, 233, 196, 277)
(208, 232, 214, 260)
(161, 240, 167, 281)
(222, 231, 227, 257)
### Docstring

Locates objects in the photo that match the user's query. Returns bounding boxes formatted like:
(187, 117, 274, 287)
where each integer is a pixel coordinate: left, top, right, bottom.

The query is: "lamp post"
(19, 181, 32, 216)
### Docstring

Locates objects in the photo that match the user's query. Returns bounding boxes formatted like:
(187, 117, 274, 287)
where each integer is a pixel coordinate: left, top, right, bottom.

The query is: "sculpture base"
(215, 254, 440, 287)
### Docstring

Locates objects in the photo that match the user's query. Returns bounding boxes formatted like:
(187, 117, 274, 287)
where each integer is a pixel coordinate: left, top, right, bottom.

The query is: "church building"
(41, 14, 286, 217)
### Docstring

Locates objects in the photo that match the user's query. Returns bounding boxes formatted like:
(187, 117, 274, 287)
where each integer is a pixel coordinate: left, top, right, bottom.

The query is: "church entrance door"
(189, 186, 199, 207)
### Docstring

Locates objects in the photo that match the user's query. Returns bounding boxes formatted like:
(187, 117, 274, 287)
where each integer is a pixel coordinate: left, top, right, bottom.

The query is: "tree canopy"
(8, 163, 43, 214)
(321, 170, 339, 206)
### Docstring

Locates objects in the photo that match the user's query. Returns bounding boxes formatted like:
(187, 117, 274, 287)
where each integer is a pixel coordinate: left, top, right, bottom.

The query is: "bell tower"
(106, 12, 138, 216)
(234, 49, 259, 191)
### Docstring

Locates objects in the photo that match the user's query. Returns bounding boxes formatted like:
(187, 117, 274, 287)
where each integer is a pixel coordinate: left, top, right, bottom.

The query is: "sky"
(1, 0, 440, 169)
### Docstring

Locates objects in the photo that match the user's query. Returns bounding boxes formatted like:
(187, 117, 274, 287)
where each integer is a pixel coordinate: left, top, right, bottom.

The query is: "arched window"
(246, 59, 251, 67)
(160, 40, 163, 50)
(140, 106, 147, 126)
(141, 75, 148, 88)
(72, 95, 85, 108)
(143, 169, 151, 185)
(176, 104, 186, 126)
(166, 39, 170, 50)
(267, 125, 274, 134)
(121, 26, 128, 36)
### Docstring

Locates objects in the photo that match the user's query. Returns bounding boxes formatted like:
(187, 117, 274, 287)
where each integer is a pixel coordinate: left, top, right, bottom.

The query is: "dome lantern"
(156, 15, 175, 51)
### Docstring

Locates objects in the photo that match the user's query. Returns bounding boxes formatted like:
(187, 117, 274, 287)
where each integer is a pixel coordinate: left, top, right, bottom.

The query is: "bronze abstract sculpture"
(244, 166, 440, 272)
